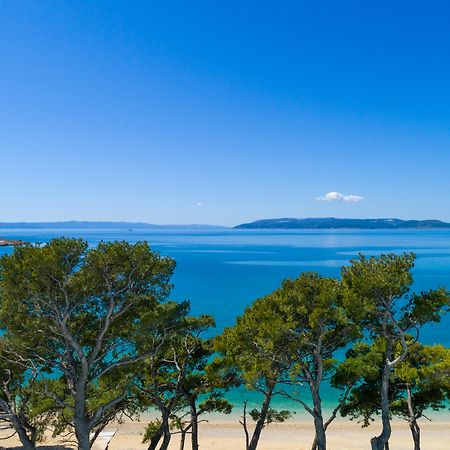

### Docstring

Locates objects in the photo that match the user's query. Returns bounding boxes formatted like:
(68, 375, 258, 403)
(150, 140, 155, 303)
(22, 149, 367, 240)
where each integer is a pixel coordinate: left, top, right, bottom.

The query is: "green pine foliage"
(0, 241, 448, 450)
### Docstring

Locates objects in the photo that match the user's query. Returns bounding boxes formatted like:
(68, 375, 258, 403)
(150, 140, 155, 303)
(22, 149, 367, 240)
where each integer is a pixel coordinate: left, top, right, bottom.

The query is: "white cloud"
(316, 191, 364, 203)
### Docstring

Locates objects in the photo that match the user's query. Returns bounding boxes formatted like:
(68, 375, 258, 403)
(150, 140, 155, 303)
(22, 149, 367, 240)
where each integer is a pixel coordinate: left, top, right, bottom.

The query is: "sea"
(1, 227, 449, 417)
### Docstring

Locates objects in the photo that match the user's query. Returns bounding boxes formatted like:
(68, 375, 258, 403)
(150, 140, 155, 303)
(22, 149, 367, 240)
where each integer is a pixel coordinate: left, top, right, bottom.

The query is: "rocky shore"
(0, 238, 28, 246)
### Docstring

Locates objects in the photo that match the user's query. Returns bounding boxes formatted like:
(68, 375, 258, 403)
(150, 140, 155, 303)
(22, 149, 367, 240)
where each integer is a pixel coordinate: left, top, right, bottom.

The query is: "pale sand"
(2, 417, 450, 450)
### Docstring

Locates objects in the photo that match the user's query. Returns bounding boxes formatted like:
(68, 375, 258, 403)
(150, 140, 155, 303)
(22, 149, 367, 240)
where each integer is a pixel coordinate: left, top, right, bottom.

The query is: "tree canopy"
(341, 253, 449, 450)
(0, 242, 448, 450)
(0, 238, 177, 450)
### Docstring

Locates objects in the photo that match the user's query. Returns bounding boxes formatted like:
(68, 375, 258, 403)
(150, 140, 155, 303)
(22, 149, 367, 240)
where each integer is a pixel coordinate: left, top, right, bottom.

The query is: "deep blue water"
(1, 227, 449, 414)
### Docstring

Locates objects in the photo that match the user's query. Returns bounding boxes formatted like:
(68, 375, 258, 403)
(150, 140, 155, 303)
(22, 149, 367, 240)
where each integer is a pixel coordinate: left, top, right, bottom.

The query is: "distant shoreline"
(0, 238, 28, 246)
(0, 221, 228, 230)
(1, 218, 450, 230)
(235, 217, 450, 229)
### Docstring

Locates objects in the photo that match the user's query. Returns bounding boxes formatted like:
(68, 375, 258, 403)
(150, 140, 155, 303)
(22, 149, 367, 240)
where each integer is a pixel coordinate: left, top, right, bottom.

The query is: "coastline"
(108, 418, 450, 450)
(2, 416, 450, 449)
(138, 405, 450, 423)
(0, 238, 27, 246)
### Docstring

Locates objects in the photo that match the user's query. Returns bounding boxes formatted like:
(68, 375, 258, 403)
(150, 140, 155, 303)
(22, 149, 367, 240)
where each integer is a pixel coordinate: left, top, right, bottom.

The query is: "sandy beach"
(2, 417, 450, 450)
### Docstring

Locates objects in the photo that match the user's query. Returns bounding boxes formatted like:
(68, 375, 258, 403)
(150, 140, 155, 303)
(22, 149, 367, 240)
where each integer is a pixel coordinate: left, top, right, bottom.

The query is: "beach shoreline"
(2, 416, 450, 449)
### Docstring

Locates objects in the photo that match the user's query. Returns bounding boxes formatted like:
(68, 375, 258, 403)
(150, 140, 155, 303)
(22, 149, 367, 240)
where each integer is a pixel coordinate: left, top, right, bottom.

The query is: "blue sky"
(1, 1, 449, 225)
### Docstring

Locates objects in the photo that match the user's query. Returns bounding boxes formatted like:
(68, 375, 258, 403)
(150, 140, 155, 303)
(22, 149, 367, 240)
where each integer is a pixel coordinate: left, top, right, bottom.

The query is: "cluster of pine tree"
(0, 239, 448, 450)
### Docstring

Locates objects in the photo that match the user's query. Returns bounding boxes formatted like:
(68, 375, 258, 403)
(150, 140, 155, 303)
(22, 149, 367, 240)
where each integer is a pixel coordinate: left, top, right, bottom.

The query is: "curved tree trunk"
(406, 383, 420, 450)
(146, 424, 163, 450)
(371, 303, 409, 450)
(148, 395, 173, 450)
(159, 433, 172, 450)
(0, 400, 36, 450)
(179, 429, 188, 450)
(409, 420, 420, 450)
(406, 384, 420, 450)
(308, 347, 327, 450)
(158, 410, 172, 450)
(312, 415, 326, 450)
(10, 416, 36, 450)
(248, 385, 274, 450)
(371, 365, 391, 450)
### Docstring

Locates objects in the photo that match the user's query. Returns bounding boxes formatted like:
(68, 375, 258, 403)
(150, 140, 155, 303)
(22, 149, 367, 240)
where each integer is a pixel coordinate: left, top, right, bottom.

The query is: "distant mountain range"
(235, 218, 450, 229)
(1, 219, 449, 231)
(0, 221, 226, 229)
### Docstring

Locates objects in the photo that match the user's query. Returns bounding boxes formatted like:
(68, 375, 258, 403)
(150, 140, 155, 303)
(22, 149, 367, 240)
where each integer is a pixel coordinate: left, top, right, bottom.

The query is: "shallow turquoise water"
(1, 227, 449, 414)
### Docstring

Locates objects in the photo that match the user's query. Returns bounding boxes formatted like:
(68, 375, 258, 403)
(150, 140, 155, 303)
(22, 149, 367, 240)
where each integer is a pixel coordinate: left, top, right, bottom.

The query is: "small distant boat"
(0, 239, 28, 247)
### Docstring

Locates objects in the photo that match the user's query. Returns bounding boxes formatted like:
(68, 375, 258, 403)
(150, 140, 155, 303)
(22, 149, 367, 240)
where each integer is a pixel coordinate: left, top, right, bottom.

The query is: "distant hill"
(0, 221, 226, 230)
(235, 218, 450, 229)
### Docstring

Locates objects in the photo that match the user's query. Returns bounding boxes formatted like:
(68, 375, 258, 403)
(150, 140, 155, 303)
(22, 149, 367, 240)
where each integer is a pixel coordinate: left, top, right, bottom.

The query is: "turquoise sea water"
(1, 228, 449, 416)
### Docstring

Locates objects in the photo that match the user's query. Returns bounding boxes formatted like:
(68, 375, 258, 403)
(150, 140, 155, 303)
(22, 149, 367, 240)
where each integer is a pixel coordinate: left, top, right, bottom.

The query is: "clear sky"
(1, 1, 449, 225)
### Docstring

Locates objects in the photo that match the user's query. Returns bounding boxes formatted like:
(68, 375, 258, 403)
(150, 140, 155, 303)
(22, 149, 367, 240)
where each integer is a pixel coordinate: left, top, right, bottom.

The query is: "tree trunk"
(10, 416, 36, 450)
(72, 378, 91, 450)
(159, 433, 171, 450)
(405, 383, 420, 450)
(248, 385, 274, 450)
(311, 387, 326, 450)
(240, 401, 250, 450)
(74, 416, 91, 450)
(312, 416, 326, 450)
(158, 410, 172, 450)
(146, 424, 163, 450)
(409, 420, 420, 450)
(179, 429, 188, 450)
(190, 400, 199, 450)
(0, 400, 36, 450)
(371, 365, 391, 450)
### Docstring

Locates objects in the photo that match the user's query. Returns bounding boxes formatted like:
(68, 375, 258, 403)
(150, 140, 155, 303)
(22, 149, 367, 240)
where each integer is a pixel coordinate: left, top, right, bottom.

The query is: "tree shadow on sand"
(1, 446, 73, 449)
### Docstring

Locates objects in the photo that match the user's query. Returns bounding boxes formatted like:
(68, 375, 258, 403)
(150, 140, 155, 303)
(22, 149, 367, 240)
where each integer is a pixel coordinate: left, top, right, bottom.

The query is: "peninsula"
(235, 218, 450, 229)
(0, 239, 27, 246)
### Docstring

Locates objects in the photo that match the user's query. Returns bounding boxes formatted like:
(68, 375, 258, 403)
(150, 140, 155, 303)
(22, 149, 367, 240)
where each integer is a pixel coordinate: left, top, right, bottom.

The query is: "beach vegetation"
(139, 312, 233, 450)
(271, 273, 360, 450)
(333, 339, 450, 450)
(0, 241, 449, 450)
(0, 335, 53, 449)
(214, 293, 293, 450)
(341, 253, 449, 450)
(0, 238, 176, 450)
